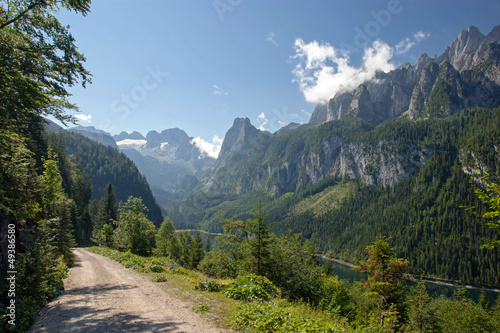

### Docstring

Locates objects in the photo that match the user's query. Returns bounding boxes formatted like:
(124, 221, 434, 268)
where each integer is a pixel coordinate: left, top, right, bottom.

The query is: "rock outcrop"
(309, 25, 500, 125)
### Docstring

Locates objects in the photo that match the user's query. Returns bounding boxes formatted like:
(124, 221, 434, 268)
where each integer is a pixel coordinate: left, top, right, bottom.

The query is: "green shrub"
(225, 274, 278, 302)
(317, 275, 356, 320)
(148, 264, 164, 273)
(198, 248, 237, 278)
(152, 274, 168, 282)
(193, 303, 210, 314)
(169, 267, 189, 275)
(233, 302, 343, 333)
(432, 290, 497, 333)
(195, 279, 223, 292)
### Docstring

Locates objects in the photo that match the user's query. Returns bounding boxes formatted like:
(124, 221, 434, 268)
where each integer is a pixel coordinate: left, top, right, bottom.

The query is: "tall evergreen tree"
(354, 236, 409, 324)
(246, 201, 272, 276)
(92, 182, 117, 247)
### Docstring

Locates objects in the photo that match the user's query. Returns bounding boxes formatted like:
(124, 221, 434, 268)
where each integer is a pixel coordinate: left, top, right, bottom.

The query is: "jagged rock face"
(145, 128, 190, 148)
(212, 136, 431, 196)
(217, 117, 265, 165)
(113, 131, 145, 141)
(115, 127, 215, 194)
(309, 25, 500, 125)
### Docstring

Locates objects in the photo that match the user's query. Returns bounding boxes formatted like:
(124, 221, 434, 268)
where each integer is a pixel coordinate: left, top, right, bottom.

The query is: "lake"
(186, 230, 500, 306)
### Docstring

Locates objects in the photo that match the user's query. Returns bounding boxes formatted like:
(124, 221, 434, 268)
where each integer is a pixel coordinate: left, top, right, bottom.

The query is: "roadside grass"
(88, 247, 238, 330)
(87, 247, 354, 333)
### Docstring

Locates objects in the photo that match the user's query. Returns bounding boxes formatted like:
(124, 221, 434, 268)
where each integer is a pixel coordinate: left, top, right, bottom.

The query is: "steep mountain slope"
(68, 125, 118, 148)
(164, 26, 500, 286)
(60, 131, 164, 226)
(310, 25, 500, 125)
(115, 128, 216, 195)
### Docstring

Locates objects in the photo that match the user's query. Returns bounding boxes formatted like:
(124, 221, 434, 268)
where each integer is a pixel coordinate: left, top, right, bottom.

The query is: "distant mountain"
(68, 125, 118, 148)
(113, 131, 146, 142)
(60, 131, 164, 225)
(310, 25, 500, 125)
(164, 25, 500, 287)
(114, 128, 216, 214)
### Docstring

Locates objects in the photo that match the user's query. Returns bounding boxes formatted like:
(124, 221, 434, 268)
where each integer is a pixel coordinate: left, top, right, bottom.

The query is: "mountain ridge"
(309, 25, 500, 126)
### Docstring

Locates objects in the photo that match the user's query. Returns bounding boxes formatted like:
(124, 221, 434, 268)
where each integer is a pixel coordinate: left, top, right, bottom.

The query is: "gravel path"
(29, 248, 229, 332)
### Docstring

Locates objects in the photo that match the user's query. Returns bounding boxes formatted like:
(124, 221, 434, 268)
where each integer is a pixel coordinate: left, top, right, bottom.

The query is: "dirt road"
(29, 248, 230, 333)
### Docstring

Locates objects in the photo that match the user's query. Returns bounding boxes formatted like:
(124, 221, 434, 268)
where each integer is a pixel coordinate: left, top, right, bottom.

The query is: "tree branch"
(0, 0, 44, 30)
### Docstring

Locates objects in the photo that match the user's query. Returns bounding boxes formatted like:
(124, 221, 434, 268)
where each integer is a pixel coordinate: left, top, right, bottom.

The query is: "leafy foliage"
(198, 247, 237, 278)
(0, 0, 91, 131)
(225, 274, 278, 302)
(195, 279, 223, 292)
(354, 236, 409, 312)
(113, 197, 156, 256)
(466, 170, 500, 249)
(233, 301, 347, 333)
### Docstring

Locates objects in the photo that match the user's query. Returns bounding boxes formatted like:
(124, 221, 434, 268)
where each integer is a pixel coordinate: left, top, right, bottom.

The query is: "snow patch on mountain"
(116, 139, 147, 148)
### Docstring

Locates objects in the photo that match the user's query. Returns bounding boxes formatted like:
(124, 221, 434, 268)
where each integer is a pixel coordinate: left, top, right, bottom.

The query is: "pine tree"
(406, 282, 437, 332)
(92, 182, 117, 247)
(246, 201, 272, 276)
(354, 236, 409, 324)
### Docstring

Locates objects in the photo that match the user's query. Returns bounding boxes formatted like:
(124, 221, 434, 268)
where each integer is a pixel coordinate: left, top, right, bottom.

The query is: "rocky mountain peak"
(145, 128, 190, 148)
(217, 117, 263, 162)
(309, 25, 500, 126)
(114, 131, 145, 142)
(436, 25, 485, 71)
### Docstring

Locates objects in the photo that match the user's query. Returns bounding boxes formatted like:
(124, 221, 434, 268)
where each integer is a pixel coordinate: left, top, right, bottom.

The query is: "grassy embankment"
(88, 247, 352, 333)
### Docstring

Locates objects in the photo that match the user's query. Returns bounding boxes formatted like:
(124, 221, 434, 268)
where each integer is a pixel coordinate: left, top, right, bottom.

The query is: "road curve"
(29, 248, 228, 333)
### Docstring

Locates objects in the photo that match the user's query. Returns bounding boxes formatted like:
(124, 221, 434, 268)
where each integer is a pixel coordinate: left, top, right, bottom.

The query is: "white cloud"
(75, 113, 92, 123)
(395, 38, 415, 55)
(396, 31, 430, 55)
(191, 135, 222, 159)
(414, 31, 430, 41)
(292, 38, 394, 103)
(213, 84, 228, 95)
(257, 112, 269, 131)
(266, 32, 278, 46)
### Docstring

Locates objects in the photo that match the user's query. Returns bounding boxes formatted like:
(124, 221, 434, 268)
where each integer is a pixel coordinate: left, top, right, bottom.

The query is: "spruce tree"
(92, 182, 117, 247)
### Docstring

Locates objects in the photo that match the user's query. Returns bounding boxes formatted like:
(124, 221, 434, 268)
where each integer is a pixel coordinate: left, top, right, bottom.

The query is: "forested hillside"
(55, 131, 163, 226)
(175, 107, 500, 287)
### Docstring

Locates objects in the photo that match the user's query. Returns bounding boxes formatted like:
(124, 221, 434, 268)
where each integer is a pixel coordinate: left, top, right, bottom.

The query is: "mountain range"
(61, 25, 500, 285)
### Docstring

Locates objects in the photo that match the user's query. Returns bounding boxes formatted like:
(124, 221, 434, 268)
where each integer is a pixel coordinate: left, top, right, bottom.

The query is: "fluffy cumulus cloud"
(74, 113, 92, 123)
(292, 38, 394, 103)
(191, 135, 223, 159)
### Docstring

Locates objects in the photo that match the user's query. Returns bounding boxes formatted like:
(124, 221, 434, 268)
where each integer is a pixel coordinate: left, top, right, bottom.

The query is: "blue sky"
(57, 0, 500, 154)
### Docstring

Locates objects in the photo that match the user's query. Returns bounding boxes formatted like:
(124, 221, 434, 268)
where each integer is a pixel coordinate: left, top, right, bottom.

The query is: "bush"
(432, 290, 497, 333)
(233, 302, 343, 333)
(195, 279, 223, 292)
(152, 274, 168, 282)
(148, 264, 164, 273)
(198, 248, 237, 278)
(317, 275, 356, 320)
(225, 274, 278, 302)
